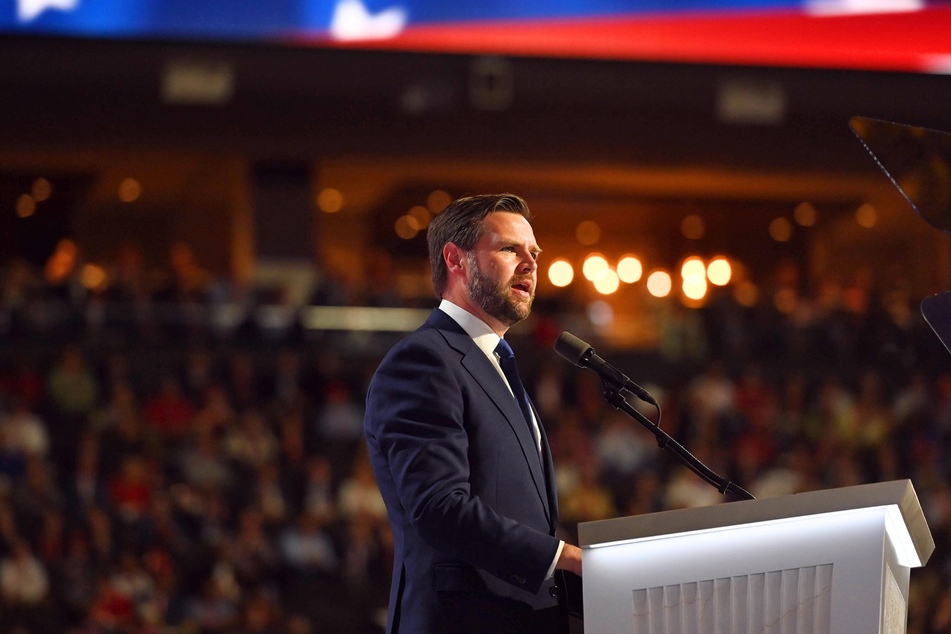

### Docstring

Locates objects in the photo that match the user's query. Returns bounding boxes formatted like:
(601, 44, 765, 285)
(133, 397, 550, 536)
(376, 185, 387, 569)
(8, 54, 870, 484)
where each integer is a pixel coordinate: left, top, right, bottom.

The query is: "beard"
(467, 253, 534, 327)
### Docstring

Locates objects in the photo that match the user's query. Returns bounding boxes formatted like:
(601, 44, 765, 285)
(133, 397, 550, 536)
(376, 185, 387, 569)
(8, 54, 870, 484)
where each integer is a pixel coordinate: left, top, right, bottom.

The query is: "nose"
(519, 252, 537, 274)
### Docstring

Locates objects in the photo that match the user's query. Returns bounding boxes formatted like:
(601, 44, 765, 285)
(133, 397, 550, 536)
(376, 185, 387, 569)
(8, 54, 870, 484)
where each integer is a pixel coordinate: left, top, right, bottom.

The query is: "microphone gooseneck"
(553, 330, 754, 501)
(554, 331, 657, 406)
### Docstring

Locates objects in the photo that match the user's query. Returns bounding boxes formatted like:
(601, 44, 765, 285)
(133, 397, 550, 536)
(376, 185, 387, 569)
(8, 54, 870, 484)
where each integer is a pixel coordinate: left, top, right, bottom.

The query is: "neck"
(441, 293, 508, 337)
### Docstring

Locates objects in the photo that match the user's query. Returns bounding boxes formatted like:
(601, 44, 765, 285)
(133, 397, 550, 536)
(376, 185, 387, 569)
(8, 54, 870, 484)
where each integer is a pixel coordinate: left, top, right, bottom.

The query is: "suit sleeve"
(365, 338, 560, 592)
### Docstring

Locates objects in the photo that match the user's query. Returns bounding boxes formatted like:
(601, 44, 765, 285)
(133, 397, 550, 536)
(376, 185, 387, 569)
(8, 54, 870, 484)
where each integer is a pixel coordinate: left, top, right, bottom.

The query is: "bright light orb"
(617, 255, 643, 283)
(707, 257, 732, 286)
(680, 256, 705, 280)
(594, 269, 620, 295)
(647, 270, 672, 298)
(548, 259, 574, 287)
(682, 275, 708, 300)
(582, 254, 609, 281)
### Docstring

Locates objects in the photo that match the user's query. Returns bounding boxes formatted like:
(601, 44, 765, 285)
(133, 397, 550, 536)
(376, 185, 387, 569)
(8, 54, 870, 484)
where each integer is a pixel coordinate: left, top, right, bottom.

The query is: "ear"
(443, 243, 467, 275)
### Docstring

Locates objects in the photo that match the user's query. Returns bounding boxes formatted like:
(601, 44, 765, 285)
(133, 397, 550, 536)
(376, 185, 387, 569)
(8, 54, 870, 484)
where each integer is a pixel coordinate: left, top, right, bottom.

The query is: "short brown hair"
(427, 193, 532, 297)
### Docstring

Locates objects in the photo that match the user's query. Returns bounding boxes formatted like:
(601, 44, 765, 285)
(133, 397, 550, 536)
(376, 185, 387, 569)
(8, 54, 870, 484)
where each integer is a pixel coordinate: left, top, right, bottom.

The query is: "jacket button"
(549, 585, 559, 598)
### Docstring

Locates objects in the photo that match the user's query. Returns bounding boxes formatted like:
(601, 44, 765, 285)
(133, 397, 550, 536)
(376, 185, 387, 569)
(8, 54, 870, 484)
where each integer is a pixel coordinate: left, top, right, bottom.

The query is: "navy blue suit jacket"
(364, 309, 561, 633)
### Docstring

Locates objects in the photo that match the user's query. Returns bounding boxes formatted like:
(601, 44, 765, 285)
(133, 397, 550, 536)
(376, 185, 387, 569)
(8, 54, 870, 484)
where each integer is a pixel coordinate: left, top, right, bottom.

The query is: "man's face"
(466, 212, 540, 329)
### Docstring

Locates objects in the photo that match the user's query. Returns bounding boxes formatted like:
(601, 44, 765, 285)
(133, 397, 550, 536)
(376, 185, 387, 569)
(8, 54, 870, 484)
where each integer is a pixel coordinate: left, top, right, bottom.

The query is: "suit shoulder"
(378, 323, 461, 367)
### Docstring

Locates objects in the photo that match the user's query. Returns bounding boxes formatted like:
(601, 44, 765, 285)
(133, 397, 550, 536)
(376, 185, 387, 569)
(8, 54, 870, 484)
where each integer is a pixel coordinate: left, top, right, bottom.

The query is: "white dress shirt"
(438, 299, 564, 579)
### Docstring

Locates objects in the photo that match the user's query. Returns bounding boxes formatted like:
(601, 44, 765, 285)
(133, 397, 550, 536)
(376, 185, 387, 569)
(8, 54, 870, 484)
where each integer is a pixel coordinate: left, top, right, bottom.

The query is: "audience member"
(0, 257, 948, 633)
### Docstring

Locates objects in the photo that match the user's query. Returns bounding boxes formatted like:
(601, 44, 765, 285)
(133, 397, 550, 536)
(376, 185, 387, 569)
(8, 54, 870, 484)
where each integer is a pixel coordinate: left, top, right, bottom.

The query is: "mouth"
(510, 279, 533, 298)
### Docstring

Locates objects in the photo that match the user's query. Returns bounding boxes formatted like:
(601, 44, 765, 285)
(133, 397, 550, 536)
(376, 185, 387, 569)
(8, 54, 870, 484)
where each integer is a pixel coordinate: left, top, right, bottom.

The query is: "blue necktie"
(495, 339, 539, 453)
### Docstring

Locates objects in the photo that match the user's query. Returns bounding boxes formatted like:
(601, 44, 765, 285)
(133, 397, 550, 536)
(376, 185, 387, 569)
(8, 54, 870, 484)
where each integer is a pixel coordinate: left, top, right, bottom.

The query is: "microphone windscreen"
(554, 332, 591, 366)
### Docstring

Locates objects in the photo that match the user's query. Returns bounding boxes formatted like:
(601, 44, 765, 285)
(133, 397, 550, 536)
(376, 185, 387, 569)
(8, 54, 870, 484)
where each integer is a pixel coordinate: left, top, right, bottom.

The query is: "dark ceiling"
(2, 35, 951, 170)
(2, 34, 950, 289)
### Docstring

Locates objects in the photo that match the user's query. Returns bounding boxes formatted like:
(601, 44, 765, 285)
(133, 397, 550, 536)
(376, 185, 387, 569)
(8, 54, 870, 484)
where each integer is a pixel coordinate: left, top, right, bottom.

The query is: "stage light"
(680, 256, 705, 280)
(427, 190, 451, 214)
(683, 274, 707, 300)
(794, 202, 817, 226)
(31, 178, 52, 202)
(16, 194, 35, 218)
(317, 188, 344, 213)
(856, 203, 877, 228)
(617, 255, 643, 283)
(735, 281, 759, 307)
(707, 257, 732, 286)
(774, 288, 797, 314)
(647, 270, 672, 298)
(548, 259, 574, 287)
(769, 217, 792, 242)
(594, 269, 620, 295)
(587, 300, 614, 327)
(118, 178, 141, 203)
(394, 215, 419, 239)
(583, 254, 609, 281)
(681, 214, 705, 240)
(408, 205, 431, 229)
(576, 220, 601, 245)
(81, 264, 107, 290)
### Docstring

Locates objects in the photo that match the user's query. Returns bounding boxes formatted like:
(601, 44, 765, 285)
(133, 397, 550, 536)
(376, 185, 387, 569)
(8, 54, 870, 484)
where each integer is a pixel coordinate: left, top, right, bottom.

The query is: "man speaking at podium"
(364, 193, 583, 633)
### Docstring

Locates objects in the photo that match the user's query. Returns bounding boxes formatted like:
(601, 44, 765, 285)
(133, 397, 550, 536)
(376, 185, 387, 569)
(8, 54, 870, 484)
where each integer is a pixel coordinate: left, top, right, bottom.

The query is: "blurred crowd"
(1, 251, 951, 633)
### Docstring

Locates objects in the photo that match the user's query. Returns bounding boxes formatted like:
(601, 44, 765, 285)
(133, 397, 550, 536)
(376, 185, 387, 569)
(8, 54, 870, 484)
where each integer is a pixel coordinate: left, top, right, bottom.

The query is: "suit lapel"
(427, 311, 552, 525)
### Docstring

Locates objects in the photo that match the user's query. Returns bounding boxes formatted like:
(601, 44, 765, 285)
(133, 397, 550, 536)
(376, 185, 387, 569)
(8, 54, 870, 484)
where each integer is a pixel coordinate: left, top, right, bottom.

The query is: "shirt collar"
(438, 299, 502, 360)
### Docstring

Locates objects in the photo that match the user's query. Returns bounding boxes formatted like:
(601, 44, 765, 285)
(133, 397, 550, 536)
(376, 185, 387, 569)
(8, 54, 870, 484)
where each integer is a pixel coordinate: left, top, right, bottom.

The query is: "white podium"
(578, 480, 934, 634)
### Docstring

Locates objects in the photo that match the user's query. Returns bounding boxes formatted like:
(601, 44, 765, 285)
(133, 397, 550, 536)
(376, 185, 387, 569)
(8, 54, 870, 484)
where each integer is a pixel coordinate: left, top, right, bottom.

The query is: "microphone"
(554, 331, 657, 406)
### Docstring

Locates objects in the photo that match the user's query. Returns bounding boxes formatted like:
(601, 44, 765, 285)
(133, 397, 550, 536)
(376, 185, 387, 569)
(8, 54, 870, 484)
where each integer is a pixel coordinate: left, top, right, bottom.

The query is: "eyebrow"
(501, 240, 542, 255)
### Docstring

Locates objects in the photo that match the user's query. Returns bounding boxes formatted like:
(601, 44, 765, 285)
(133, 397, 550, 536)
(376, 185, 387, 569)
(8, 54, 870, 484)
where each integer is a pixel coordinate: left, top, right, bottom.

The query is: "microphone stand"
(599, 380, 755, 501)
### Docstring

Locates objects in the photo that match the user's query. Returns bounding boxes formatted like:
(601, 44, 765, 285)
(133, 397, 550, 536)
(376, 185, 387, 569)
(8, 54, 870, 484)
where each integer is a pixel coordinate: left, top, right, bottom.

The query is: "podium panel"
(579, 481, 933, 634)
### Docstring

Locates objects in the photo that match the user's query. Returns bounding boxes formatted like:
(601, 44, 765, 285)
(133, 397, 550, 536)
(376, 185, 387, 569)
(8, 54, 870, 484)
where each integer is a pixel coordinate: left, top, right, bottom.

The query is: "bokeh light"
(317, 187, 344, 213)
(118, 177, 142, 203)
(81, 263, 108, 290)
(646, 270, 672, 297)
(680, 256, 705, 280)
(855, 203, 877, 228)
(593, 269, 620, 295)
(735, 280, 759, 306)
(427, 189, 452, 214)
(548, 259, 574, 287)
(582, 254, 609, 281)
(586, 300, 614, 327)
(681, 214, 705, 240)
(394, 215, 419, 239)
(408, 205, 431, 229)
(682, 274, 707, 300)
(16, 194, 35, 218)
(575, 220, 601, 245)
(769, 217, 792, 242)
(31, 178, 52, 202)
(793, 201, 816, 226)
(617, 255, 643, 283)
(707, 257, 732, 286)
